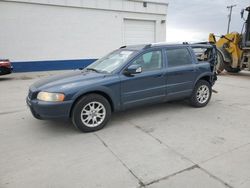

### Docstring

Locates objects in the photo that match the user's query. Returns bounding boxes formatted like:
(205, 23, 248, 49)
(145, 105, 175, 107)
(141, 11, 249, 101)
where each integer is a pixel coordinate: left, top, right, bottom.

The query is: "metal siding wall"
(0, 0, 167, 72)
(0, 1, 123, 61)
(4, 0, 168, 15)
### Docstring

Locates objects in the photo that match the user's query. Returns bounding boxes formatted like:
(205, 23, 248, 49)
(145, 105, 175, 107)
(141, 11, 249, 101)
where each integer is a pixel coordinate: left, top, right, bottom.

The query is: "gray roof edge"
(128, 0, 168, 5)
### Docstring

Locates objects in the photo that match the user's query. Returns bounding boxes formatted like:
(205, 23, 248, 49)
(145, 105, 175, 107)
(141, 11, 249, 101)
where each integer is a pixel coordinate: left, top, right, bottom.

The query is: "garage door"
(124, 19, 155, 45)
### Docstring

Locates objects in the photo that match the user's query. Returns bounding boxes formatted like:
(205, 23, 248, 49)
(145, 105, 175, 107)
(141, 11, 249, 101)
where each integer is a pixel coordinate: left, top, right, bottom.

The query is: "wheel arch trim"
(194, 73, 214, 86)
(69, 88, 118, 118)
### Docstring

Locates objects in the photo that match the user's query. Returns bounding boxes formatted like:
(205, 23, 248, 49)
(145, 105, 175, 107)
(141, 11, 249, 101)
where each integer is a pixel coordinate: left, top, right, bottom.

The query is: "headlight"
(37, 92, 65, 102)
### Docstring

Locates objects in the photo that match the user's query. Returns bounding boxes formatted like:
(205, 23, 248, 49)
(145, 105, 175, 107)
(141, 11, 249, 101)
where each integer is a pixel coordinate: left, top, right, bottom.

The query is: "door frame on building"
(122, 18, 156, 45)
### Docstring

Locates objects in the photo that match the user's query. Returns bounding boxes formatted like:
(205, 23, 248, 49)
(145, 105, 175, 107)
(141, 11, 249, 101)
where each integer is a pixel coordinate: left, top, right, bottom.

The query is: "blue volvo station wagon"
(27, 43, 217, 132)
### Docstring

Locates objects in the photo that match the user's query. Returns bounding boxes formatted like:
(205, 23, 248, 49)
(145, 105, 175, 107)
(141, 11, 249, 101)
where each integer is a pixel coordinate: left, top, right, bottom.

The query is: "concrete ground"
(0, 70, 250, 188)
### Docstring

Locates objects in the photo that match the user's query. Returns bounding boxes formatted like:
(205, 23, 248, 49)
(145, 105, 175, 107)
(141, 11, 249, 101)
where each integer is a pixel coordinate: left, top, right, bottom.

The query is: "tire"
(216, 49, 240, 73)
(71, 94, 111, 132)
(224, 64, 241, 73)
(190, 80, 212, 107)
(216, 52, 225, 74)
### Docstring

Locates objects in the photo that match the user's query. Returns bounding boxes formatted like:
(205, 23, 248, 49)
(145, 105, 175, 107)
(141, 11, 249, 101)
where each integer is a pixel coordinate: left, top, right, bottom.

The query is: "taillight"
(0, 60, 11, 68)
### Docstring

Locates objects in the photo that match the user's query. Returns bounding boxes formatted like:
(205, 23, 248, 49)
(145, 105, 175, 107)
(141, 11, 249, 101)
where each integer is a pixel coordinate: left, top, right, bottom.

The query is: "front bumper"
(26, 97, 73, 119)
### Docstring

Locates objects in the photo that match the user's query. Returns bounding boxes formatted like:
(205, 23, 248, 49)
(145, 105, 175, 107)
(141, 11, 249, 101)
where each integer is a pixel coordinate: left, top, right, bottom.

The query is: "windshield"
(86, 50, 135, 73)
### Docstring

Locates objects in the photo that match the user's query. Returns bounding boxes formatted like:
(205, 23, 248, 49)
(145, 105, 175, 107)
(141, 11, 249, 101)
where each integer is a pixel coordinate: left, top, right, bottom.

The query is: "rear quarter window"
(192, 47, 213, 62)
(165, 48, 192, 67)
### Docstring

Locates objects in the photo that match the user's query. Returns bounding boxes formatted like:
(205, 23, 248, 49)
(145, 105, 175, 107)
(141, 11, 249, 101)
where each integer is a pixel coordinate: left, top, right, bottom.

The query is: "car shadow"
(38, 100, 190, 134)
(0, 77, 14, 81)
(41, 119, 79, 134)
(107, 100, 190, 126)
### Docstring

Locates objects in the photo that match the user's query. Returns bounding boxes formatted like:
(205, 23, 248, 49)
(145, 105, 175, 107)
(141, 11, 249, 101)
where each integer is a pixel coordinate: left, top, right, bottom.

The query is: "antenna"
(227, 4, 237, 33)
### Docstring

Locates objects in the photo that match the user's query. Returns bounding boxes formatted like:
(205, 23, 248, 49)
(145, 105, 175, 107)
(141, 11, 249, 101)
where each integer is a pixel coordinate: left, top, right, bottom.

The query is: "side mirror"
(125, 64, 142, 75)
(241, 9, 244, 19)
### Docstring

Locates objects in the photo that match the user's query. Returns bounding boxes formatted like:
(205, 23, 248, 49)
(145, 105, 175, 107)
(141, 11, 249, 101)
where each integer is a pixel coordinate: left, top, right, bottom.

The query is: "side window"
(192, 47, 213, 62)
(132, 50, 162, 72)
(165, 48, 192, 67)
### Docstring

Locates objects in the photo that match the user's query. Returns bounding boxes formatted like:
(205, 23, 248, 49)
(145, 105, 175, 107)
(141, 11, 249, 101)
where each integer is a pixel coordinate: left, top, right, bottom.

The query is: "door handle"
(153, 74, 164, 78)
(188, 69, 196, 72)
(173, 72, 183, 75)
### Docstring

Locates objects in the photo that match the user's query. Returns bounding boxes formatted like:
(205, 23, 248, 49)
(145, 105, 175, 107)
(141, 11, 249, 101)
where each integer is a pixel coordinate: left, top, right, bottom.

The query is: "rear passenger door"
(165, 47, 196, 98)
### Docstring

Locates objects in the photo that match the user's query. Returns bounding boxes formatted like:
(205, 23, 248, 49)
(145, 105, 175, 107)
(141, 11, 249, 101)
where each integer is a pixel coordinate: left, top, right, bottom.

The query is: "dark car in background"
(0, 59, 13, 75)
(27, 43, 217, 132)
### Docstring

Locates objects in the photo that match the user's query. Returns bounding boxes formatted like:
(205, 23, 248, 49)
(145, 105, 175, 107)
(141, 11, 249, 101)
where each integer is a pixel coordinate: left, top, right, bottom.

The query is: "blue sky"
(166, 0, 250, 42)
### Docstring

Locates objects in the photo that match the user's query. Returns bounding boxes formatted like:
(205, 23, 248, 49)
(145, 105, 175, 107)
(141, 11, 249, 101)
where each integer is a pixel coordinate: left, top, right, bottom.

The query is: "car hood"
(31, 70, 106, 91)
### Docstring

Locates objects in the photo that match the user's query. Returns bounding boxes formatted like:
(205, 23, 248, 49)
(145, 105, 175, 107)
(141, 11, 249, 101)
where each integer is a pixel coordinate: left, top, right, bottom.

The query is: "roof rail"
(120, 45, 126, 49)
(143, 44, 152, 49)
(183, 42, 188, 45)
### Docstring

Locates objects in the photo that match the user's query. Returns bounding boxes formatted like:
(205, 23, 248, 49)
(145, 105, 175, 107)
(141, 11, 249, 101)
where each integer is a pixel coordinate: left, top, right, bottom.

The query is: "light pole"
(227, 4, 237, 33)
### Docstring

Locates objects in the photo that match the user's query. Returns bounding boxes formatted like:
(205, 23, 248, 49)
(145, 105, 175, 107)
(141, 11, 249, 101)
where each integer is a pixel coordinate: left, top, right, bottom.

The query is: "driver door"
(120, 50, 166, 109)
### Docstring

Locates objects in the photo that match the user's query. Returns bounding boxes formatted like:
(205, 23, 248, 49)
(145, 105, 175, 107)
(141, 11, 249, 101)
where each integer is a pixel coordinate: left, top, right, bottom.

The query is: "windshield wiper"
(86, 68, 100, 73)
(86, 68, 110, 74)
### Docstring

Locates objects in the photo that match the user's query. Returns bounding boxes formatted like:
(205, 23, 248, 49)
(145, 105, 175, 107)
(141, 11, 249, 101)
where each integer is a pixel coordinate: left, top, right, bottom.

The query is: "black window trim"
(123, 48, 165, 73)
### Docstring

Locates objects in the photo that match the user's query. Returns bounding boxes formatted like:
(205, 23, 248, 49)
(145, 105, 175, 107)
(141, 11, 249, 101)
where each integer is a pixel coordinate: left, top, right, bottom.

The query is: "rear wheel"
(216, 52, 225, 74)
(190, 80, 212, 107)
(71, 94, 111, 132)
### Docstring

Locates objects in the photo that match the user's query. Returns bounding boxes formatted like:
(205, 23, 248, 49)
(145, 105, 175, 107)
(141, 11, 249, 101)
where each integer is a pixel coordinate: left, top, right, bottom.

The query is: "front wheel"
(71, 94, 111, 132)
(190, 80, 212, 107)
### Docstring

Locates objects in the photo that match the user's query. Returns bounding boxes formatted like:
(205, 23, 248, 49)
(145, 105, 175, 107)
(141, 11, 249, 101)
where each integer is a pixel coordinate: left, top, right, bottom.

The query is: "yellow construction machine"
(209, 6, 250, 73)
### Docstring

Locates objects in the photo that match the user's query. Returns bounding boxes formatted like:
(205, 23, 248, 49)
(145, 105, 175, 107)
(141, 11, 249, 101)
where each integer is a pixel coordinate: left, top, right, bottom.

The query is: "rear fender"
(194, 72, 215, 87)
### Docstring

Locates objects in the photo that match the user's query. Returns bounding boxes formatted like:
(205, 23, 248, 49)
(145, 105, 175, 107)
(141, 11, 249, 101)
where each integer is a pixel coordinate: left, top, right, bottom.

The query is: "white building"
(0, 0, 167, 72)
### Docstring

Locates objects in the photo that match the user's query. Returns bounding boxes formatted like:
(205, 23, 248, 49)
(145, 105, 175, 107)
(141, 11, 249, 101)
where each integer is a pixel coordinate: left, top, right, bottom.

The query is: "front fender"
(72, 85, 121, 111)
